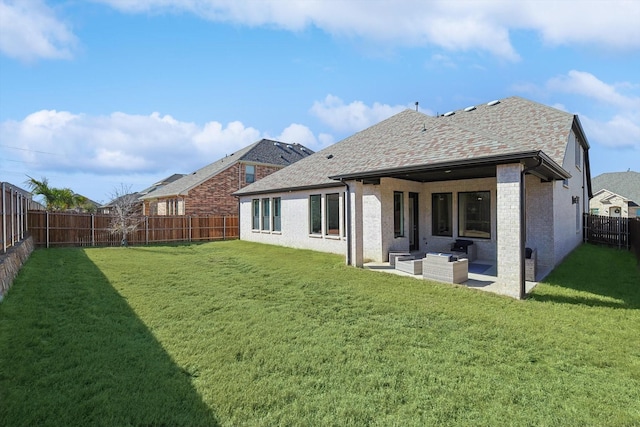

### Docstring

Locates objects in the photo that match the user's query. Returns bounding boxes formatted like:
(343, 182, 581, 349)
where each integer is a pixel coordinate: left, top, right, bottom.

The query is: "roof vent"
(443, 111, 455, 117)
(287, 144, 293, 149)
(487, 100, 500, 106)
(326, 154, 334, 159)
(300, 147, 307, 152)
(274, 142, 280, 146)
(464, 105, 476, 112)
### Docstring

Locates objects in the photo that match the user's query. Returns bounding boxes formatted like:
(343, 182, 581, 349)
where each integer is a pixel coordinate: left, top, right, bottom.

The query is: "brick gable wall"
(146, 162, 284, 216)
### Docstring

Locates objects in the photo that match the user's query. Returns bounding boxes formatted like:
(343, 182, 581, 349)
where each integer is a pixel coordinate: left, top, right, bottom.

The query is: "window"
(272, 197, 281, 232)
(262, 198, 270, 230)
(165, 198, 184, 215)
(246, 165, 255, 184)
(309, 194, 321, 234)
(432, 193, 452, 236)
(325, 193, 340, 235)
(252, 199, 260, 230)
(458, 191, 490, 239)
(590, 208, 599, 215)
(394, 191, 404, 237)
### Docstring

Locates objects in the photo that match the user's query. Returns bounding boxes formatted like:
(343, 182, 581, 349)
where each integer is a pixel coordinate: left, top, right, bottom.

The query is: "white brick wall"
(553, 129, 587, 264)
(239, 189, 346, 256)
(496, 164, 523, 292)
(525, 175, 554, 274)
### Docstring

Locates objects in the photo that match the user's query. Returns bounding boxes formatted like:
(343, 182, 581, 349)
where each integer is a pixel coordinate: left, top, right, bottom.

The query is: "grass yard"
(1, 241, 639, 426)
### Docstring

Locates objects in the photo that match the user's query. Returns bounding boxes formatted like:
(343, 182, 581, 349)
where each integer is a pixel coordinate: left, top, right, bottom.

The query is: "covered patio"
(364, 256, 546, 298)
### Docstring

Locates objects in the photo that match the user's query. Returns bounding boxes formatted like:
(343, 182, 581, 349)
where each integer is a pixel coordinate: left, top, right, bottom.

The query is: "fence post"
(145, 216, 149, 245)
(91, 214, 95, 247)
(1, 182, 6, 254)
(189, 216, 192, 243)
(223, 216, 226, 240)
(18, 192, 23, 240)
(46, 211, 50, 248)
(10, 187, 15, 247)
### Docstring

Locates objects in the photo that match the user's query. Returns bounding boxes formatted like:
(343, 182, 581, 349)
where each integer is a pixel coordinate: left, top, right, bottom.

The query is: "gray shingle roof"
(592, 171, 640, 205)
(235, 96, 577, 196)
(141, 139, 312, 199)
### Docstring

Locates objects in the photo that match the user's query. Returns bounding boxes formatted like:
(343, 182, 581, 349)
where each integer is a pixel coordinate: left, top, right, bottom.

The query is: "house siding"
(552, 129, 587, 265)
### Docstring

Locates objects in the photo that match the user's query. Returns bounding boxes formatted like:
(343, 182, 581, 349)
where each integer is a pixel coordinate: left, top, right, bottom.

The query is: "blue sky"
(1, 0, 639, 204)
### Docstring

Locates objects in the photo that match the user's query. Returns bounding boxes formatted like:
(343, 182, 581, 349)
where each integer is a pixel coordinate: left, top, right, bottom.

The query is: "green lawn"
(1, 241, 639, 426)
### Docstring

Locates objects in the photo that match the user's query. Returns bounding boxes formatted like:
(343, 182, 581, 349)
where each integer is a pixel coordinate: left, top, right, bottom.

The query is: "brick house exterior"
(140, 139, 312, 216)
(235, 97, 593, 299)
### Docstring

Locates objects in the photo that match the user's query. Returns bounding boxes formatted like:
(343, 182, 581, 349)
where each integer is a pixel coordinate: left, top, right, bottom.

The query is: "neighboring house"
(140, 139, 313, 216)
(589, 171, 640, 218)
(99, 174, 185, 215)
(70, 195, 100, 213)
(235, 96, 592, 298)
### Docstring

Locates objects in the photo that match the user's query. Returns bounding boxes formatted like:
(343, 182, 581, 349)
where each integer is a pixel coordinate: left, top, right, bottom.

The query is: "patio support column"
(496, 163, 524, 298)
(348, 180, 364, 267)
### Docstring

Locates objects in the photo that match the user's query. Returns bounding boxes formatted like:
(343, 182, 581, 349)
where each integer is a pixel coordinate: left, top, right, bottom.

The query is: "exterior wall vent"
(464, 106, 476, 112)
(487, 100, 500, 106)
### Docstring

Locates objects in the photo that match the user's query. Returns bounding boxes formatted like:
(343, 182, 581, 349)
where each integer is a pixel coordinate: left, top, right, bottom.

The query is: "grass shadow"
(529, 243, 640, 309)
(0, 248, 219, 426)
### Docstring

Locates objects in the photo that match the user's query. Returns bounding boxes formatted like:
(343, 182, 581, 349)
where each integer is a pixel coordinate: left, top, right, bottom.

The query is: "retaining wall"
(0, 236, 34, 301)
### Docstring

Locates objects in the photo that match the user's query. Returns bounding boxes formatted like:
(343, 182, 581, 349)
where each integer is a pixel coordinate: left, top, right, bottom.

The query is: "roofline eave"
(234, 182, 344, 197)
(329, 151, 570, 182)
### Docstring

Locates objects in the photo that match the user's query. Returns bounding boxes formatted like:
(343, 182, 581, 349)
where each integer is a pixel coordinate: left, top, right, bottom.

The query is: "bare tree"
(107, 184, 142, 247)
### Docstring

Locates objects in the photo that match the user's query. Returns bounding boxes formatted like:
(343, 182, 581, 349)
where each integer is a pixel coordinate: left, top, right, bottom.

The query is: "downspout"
(340, 179, 352, 266)
(520, 156, 543, 299)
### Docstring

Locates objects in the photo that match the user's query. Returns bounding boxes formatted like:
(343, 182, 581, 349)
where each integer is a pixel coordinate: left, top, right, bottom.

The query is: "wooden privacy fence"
(630, 218, 640, 264)
(28, 211, 239, 248)
(583, 213, 631, 250)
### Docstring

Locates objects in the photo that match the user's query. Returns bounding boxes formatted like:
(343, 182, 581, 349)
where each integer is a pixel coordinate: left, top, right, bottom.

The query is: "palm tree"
(25, 176, 57, 210)
(25, 176, 87, 211)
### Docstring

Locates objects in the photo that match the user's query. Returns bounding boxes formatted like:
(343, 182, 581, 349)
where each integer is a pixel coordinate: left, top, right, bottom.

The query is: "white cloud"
(276, 123, 318, 150)
(310, 94, 407, 133)
(193, 120, 261, 156)
(0, 110, 299, 175)
(95, 0, 640, 60)
(548, 70, 640, 110)
(580, 114, 640, 150)
(544, 71, 640, 151)
(0, 0, 77, 61)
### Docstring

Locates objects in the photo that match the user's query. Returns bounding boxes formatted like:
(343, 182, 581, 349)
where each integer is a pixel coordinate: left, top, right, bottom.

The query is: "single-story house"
(235, 97, 592, 298)
(234, 97, 592, 299)
(589, 171, 640, 218)
(140, 139, 313, 216)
